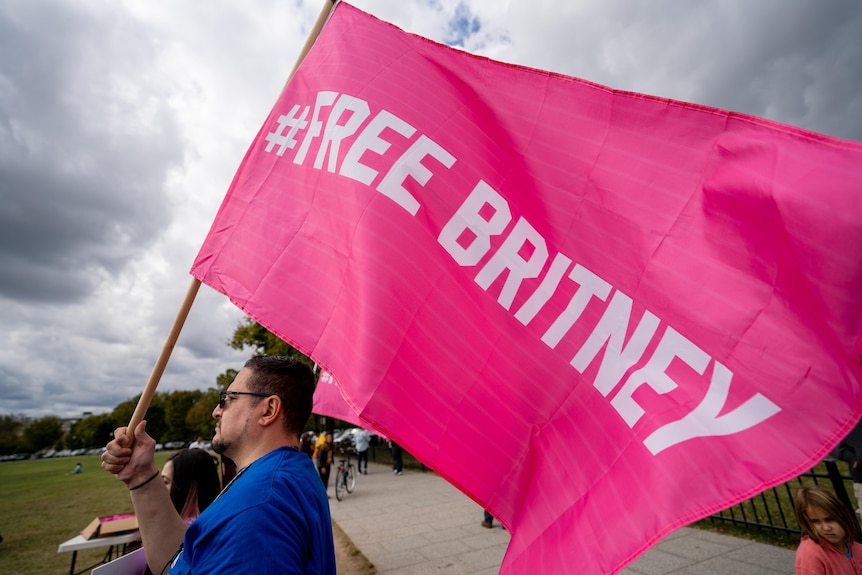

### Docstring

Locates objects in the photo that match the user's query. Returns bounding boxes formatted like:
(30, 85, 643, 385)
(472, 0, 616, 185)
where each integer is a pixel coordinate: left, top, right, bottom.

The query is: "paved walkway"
(327, 462, 797, 574)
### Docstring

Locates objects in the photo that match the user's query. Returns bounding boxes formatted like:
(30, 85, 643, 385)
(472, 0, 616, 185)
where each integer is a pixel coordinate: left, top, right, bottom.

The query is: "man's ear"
(258, 395, 282, 427)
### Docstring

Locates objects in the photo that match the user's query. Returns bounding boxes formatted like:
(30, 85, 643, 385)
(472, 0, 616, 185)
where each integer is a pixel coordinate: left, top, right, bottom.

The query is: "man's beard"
(212, 412, 250, 457)
(212, 424, 228, 454)
(212, 438, 228, 454)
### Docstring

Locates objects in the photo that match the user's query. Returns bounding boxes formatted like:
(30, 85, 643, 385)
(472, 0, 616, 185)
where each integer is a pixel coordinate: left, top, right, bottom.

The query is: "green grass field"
(0, 452, 172, 575)
(0, 443, 420, 574)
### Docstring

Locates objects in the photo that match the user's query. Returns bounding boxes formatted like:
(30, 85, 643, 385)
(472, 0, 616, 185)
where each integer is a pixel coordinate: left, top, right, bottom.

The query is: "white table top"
(58, 531, 141, 553)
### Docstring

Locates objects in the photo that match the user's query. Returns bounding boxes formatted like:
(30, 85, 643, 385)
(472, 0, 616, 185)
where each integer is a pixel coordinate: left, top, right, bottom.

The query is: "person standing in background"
(300, 431, 314, 459)
(832, 420, 862, 521)
(313, 430, 326, 467)
(317, 433, 335, 493)
(390, 439, 403, 475)
(354, 428, 371, 474)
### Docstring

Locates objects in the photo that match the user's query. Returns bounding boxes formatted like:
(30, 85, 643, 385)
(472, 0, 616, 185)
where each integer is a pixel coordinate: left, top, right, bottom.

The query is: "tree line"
(0, 318, 326, 456)
(0, 386, 228, 455)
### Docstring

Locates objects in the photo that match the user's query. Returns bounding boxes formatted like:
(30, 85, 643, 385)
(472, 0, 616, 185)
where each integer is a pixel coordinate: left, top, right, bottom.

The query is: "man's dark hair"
(244, 355, 316, 437)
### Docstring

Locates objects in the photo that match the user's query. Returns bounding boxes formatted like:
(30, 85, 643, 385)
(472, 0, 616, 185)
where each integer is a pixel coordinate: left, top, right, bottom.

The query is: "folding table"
(57, 530, 141, 575)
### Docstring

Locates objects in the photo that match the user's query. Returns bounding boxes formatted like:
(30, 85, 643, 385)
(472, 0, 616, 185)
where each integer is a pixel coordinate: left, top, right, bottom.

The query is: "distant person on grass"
(101, 356, 335, 574)
(188, 436, 206, 450)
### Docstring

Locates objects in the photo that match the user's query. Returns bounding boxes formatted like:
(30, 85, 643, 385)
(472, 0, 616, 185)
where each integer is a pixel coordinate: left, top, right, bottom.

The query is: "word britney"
(264, 90, 780, 455)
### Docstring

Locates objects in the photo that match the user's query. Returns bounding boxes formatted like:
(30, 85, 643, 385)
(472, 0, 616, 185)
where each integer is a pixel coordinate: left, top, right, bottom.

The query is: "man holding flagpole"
(101, 356, 336, 574)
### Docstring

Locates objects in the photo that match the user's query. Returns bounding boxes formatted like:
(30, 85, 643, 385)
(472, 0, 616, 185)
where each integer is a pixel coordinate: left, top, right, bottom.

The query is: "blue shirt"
(170, 447, 335, 574)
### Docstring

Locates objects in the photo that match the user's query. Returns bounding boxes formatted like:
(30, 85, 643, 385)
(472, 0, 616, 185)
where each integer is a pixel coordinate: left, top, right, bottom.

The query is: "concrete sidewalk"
(327, 462, 796, 574)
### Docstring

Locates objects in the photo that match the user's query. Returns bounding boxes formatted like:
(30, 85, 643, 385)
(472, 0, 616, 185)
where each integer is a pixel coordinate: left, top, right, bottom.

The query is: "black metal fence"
(707, 459, 860, 541)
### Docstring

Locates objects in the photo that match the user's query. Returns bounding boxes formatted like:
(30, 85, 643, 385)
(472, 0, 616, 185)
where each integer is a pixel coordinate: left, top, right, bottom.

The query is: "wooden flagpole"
(287, 0, 338, 86)
(126, 277, 202, 435)
(126, 0, 338, 437)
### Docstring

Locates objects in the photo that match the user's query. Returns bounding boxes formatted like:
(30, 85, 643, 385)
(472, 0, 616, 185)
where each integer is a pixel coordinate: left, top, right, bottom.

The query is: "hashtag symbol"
(264, 104, 310, 156)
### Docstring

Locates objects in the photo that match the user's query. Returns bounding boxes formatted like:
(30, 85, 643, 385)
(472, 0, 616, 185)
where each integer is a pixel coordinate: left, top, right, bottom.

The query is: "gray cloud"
(681, 0, 862, 140)
(0, 0, 182, 303)
(465, 0, 862, 141)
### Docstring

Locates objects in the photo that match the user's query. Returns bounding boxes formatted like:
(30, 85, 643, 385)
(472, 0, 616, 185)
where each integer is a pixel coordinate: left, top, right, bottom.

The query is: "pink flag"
(192, 3, 862, 573)
(313, 370, 366, 431)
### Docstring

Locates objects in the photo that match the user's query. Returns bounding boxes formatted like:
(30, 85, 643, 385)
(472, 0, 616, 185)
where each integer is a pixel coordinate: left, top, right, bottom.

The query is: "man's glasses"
(218, 390, 273, 409)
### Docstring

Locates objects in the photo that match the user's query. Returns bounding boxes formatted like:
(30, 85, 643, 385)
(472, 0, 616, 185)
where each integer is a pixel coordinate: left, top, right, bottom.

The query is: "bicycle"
(334, 449, 357, 501)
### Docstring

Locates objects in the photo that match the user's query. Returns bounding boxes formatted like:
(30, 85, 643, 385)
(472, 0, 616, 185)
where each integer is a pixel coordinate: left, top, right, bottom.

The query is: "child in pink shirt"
(795, 485, 862, 574)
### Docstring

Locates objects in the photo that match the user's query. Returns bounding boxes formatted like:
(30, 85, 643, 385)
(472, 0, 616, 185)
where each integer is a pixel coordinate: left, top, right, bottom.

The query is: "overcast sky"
(1, 0, 860, 421)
